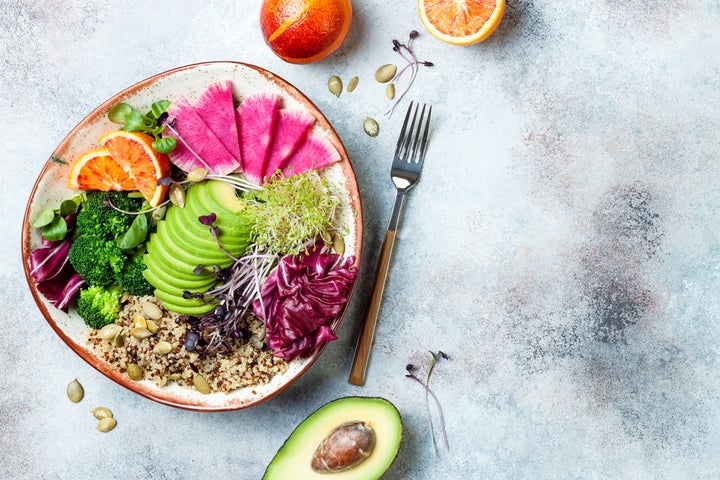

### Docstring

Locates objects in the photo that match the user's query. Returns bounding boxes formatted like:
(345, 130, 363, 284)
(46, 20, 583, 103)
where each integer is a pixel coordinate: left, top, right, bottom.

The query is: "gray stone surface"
(3, 1, 720, 478)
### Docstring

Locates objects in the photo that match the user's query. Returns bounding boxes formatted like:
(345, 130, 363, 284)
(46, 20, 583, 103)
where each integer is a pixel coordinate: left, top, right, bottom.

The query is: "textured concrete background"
(3, 1, 720, 478)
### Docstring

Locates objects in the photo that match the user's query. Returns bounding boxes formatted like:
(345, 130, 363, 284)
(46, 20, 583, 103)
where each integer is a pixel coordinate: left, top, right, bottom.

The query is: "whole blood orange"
(260, 0, 352, 64)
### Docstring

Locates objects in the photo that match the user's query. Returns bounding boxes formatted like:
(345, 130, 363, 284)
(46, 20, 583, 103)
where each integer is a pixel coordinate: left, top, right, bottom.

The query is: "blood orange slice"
(100, 131, 171, 207)
(67, 147, 136, 191)
(419, 0, 505, 45)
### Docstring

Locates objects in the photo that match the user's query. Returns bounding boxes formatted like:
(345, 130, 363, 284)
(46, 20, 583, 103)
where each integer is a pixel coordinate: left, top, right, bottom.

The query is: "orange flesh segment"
(68, 148, 136, 191)
(423, 0, 497, 36)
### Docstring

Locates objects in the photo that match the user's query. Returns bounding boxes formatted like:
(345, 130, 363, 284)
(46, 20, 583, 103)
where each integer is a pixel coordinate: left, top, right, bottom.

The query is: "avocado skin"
(263, 396, 402, 480)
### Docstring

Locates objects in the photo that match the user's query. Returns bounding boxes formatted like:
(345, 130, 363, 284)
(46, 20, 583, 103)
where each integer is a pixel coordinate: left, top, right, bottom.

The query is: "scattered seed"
(333, 232, 345, 255)
(328, 75, 343, 97)
(375, 64, 397, 83)
(141, 302, 163, 321)
(127, 363, 143, 381)
(120, 291, 131, 303)
(66, 379, 84, 403)
(96, 417, 116, 433)
(346, 76, 359, 93)
(186, 167, 208, 182)
(92, 406, 113, 420)
(153, 341, 173, 355)
(132, 314, 147, 330)
(386, 83, 395, 100)
(130, 327, 153, 339)
(321, 230, 334, 246)
(98, 323, 121, 340)
(169, 183, 186, 207)
(113, 333, 125, 348)
(193, 374, 211, 394)
(363, 117, 380, 137)
(146, 319, 160, 334)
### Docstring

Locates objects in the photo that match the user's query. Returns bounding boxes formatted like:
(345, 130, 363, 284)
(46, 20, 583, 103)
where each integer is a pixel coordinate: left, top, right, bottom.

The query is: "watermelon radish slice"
(193, 80, 242, 167)
(165, 96, 241, 175)
(281, 130, 341, 178)
(263, 109, 315, 180)
(236, 92, 281, 184)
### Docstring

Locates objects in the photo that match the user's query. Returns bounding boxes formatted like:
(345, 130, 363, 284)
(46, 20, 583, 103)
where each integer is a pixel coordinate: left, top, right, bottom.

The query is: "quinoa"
(86, 295, 289, 393)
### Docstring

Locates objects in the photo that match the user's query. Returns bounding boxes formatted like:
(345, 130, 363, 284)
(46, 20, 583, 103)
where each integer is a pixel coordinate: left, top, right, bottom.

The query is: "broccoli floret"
(76, 285, 122, 329)
(114, 255, 154, 296)
(75, 191, 144, 240)
(68, 235, 124, 287)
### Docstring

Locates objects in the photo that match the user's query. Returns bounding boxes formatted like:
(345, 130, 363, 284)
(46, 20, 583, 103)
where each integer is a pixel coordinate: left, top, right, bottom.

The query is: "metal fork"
(349, 102, 432, 385)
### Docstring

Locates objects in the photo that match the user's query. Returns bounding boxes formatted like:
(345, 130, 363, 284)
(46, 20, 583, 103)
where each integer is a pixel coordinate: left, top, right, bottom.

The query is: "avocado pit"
(311, 421, 376, 473)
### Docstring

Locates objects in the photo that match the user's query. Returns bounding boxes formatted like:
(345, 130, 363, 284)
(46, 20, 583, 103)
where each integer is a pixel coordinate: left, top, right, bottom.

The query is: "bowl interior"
(21, 61, 363, 411)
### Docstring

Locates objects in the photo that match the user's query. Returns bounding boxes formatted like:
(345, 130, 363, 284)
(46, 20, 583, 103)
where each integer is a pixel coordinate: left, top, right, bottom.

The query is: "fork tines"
(395, 102, 432, 169)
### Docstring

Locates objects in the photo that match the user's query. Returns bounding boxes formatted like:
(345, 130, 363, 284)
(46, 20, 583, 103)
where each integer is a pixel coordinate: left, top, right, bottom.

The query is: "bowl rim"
(21, 60, 363, 412)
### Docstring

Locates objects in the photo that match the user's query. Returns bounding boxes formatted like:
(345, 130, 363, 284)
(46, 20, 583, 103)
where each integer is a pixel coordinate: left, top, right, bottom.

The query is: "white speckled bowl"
(21, 62, 363, 411)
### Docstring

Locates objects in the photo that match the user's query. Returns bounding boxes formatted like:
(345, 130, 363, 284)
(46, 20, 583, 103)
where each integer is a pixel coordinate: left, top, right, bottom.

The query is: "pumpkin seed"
(141, 301, 163, 320)
(375, 64, 397, 83)
(346, 76, 359, 93)
(363, 117, 380, 137)
(193, 374, 211, 395)
(153, 341, 173, 355)
(120, 291, 131, 303)
(66, 379, 84, 403)
(130, 327, 152, 339)
(96, 417, 116, 433)
(98, 323, 121, 340)
(186, 167, 208, 182)
(132, 314, 147, 330)
(332, 232, 345, 255)
(328, 75, 343, 97)
(386, 83, 395, 100)
(146, 319, 160, 334)
(127, 363, 143, 381)
(92, 406, 113, 420)
(169, 183, 186, 207)
(321, 230, 334, 246)
(113, 333, 125, 348)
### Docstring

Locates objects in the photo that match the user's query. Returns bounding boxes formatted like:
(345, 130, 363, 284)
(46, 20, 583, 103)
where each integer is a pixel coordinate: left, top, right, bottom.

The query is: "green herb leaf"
(152, 136, 176, 153)
(32, 209, 56, 228)
(123, 110, 145, 132)
(108, 102, 134, 124)
(118, 213, 148, 250)
(59, 199, 79, 216)
(149, 100, 170, 120)
(42, 215, 68, 242)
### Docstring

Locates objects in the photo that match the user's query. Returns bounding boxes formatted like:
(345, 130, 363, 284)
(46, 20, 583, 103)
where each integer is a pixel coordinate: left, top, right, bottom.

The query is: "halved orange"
(100, 131, 171, 207)
(67, 147, 136, 191)
(419, 0, 505, 45)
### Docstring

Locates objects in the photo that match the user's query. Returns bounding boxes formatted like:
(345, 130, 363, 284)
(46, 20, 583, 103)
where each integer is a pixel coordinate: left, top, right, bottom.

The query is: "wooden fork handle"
(348, 229, 397, 385)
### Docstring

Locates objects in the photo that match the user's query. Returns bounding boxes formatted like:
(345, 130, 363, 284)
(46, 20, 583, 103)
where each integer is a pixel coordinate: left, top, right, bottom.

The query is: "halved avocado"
(263, 397, 402, 480)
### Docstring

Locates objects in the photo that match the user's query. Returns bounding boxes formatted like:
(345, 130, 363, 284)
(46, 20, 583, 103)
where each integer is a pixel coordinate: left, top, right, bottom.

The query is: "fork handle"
(348, 228, 398, 385)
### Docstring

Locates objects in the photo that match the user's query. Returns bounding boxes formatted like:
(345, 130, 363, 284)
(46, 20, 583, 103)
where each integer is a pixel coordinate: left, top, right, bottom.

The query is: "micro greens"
(406, 350, 449, 454)
(385, 30, 433, 117)
(244, 171, 340, 256)
(178, 214, 276, 358)
(108, 100, 176, 153)
(32, 196, 82, 241)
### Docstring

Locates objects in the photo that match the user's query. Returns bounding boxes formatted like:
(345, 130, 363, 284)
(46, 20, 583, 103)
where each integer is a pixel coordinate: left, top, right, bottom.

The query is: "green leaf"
(123, 110, 145, 132)
(42, 215, 68, 242)
(108, 102, 134, 124)
(152, 136, 176, 153)
(32, 209, 57, 228)
(149, 100, 170, 120)
(59, 199, 79, 216)
(118, 213, 148, 250)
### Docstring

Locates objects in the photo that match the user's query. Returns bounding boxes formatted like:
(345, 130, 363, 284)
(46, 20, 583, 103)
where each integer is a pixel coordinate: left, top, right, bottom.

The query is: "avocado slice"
(263, 397, 402, 480)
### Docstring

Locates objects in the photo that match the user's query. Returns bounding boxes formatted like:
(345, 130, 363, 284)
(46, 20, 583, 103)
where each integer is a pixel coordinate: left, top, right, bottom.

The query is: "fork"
(348, 101, 432, 386)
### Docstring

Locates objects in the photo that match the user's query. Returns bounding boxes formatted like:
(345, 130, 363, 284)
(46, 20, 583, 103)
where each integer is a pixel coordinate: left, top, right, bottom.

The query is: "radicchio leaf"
(253, 245, 357, 360)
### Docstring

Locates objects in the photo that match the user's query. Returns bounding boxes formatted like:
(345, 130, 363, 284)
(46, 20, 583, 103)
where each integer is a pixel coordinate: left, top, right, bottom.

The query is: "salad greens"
(108, 100, 176, 153)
